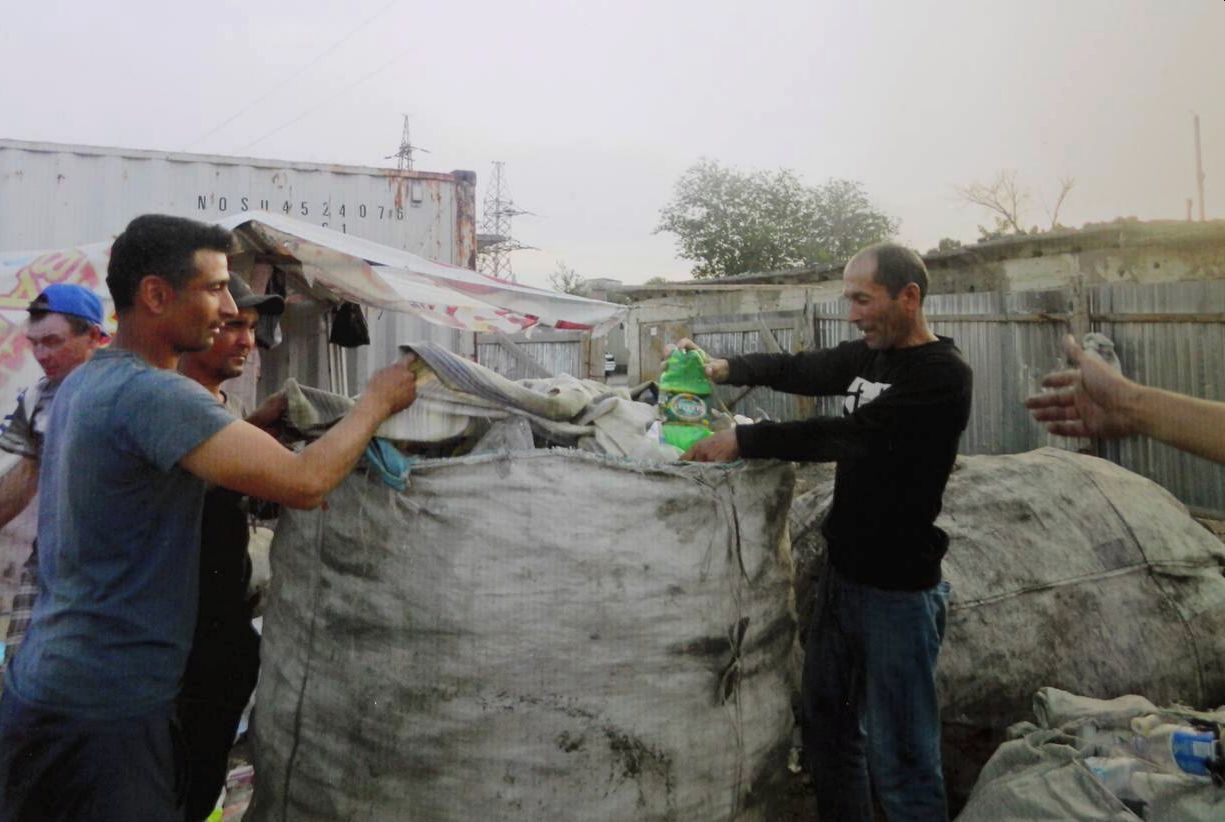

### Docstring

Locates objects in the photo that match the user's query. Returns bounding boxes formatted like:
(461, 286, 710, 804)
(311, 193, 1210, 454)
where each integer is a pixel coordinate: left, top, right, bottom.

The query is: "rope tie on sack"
(707, 476, 750, 583)
(716, 616, 750, 705)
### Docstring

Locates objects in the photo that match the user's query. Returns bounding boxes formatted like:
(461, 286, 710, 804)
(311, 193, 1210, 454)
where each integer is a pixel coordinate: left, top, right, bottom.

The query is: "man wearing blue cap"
(0, 284, 108, 680)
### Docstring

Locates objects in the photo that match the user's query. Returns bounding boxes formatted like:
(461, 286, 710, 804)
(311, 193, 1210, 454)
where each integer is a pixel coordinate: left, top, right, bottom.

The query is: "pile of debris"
(960, 687, 1224, 820)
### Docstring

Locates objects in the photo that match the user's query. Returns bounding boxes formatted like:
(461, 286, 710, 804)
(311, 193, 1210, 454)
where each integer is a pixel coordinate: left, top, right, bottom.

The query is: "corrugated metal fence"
(475, 331, 593, 381)
(1090, 281, 1225, 514)
(650, 280, 1225, 516)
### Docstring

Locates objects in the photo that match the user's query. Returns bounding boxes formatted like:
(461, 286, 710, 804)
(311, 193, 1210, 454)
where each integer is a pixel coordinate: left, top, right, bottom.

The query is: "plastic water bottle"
(1076, 723, 1130, 757)
(1128, 719, 1220, 779)
(658, 349, 714, 452)
(1084, 756, 1157, 804)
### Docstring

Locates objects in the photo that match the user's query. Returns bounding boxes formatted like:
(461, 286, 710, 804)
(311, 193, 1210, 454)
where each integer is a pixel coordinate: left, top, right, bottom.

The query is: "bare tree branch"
(955, 170, 1028, 234)
(1044, 176, 1076, 230)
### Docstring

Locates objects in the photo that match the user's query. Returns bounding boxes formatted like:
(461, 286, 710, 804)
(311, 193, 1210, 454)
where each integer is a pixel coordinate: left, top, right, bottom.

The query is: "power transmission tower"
(477, 161, 535, 281)
(387, 114, 429, 171)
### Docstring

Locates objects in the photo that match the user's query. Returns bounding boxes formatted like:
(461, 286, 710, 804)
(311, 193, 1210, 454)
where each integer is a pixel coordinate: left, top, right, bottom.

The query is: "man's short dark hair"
(106, 215, 233, 311)
(865, 242, 929, 301)
(27, 309, 93, 336)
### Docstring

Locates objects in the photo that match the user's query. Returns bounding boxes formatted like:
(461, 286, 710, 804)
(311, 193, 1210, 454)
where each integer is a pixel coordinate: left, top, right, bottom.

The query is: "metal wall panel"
(0, 139, 479, 397)
(0, 140, 473, 264)
(924, 289, 1072, 456)
(476, 338, 586, 381)
(1091, 280, 1225, 514)
(693, 325, 799, 422)
(810, 297, 857, 418)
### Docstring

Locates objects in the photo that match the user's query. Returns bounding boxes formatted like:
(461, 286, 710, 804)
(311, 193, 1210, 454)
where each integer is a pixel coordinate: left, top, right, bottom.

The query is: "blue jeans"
(801, 564, 950, 822)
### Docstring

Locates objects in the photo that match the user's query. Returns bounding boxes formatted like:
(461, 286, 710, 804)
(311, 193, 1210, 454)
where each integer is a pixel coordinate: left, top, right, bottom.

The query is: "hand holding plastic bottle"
(681, 429, 740, 462)
(666, 338, 729, 383)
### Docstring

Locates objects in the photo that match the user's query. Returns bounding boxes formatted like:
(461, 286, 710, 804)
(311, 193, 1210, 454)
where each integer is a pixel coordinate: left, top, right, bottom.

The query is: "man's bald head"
(850, 243, 930, 302)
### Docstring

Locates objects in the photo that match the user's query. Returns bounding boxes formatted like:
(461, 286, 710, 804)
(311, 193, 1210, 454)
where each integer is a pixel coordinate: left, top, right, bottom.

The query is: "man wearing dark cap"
(176, 274, 283, 821)
(0, 284, 107, 680)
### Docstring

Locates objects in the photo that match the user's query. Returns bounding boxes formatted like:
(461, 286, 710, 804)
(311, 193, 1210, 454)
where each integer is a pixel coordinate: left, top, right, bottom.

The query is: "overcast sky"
(2, 0, 1222, 289)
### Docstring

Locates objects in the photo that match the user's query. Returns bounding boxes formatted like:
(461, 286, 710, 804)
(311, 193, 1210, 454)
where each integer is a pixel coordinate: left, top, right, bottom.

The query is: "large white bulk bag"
(248, 451, 797, 822)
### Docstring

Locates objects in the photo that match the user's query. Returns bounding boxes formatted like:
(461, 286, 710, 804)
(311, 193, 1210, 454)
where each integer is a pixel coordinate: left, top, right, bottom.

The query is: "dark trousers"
(0, 689, 184, 822)
(801, 565, 951, 822)
(177, 623, 260, 822)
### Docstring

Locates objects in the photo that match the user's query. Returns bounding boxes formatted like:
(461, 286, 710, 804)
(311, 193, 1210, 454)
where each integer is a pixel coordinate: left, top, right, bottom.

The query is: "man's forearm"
(735, 417, 872, 463)
(0, 457, 38, 529)
(182, 361, 414, 509)
(1133, 386, 1225, 464)
(290, 394, 392, 504)
(726, 348, 846, 396)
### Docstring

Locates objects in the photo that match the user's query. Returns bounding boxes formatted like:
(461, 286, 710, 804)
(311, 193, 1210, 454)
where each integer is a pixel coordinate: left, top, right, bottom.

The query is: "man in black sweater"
(683, 243, 972, 821)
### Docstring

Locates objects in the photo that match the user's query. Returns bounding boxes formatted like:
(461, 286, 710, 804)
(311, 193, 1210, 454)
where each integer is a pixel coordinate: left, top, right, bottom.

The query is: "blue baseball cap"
(27, 284, 107, 332)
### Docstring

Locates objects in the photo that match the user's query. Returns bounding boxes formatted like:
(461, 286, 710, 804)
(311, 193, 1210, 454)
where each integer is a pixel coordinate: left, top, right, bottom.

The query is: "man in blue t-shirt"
(0, 214, 417, 822)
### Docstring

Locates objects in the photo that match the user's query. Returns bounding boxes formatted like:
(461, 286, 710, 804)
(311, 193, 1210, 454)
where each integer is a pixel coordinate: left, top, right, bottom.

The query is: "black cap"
(228, 274, 284, 316)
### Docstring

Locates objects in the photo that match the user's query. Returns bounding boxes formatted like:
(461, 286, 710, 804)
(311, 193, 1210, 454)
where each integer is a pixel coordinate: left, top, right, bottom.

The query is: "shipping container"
(0, 139, 477, 268)
(0, 138, 483, 397)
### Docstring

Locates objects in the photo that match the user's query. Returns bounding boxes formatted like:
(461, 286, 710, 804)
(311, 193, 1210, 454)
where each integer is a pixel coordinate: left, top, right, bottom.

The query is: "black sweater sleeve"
(733, 358, 971, 463)
(724, 343, 856, 397)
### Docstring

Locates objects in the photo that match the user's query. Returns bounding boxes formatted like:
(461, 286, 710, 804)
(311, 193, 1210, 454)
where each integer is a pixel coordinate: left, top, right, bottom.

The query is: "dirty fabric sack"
(959, 687, 1225, 821)
(248, 452, 797, 822)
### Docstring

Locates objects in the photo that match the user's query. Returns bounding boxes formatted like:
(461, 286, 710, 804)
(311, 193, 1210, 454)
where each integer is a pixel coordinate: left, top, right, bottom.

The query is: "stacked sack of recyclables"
(246, 343, 800, 822)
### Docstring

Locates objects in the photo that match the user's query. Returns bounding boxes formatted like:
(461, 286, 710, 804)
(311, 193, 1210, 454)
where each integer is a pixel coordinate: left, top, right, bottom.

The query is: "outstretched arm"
(671, 337, 852, 396)
(0, 457, 38, 529)
(181, 359, 417, 508)
(1026, 334, 1225, 464)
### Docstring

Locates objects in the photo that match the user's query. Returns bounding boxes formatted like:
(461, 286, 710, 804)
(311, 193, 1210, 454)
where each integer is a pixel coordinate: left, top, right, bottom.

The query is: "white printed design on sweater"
(843, 377, 891, 414)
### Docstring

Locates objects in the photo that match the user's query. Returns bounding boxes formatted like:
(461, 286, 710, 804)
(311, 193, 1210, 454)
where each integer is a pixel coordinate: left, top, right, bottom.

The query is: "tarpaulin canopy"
(0, 211, 626, 434)
(216, 211, 626, 336)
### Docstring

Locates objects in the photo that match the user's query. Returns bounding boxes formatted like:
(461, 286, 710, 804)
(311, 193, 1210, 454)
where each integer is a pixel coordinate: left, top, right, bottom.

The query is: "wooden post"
(754, 318, 786, 354)
(1069, 271, 1090, 342)
(1195, 112, 1206, 221)
(640, 320, 692, 383)
(493, 330, 554, 378)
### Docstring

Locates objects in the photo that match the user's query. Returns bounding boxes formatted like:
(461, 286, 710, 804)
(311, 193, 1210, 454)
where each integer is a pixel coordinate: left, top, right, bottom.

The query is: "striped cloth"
(2, 551, 38, 675)
(0, 379, 58, 688)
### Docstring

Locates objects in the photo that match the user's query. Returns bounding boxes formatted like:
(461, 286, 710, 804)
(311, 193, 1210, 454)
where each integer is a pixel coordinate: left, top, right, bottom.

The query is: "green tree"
(804, 178, 901, 264)
(655, 159, 899, 278)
